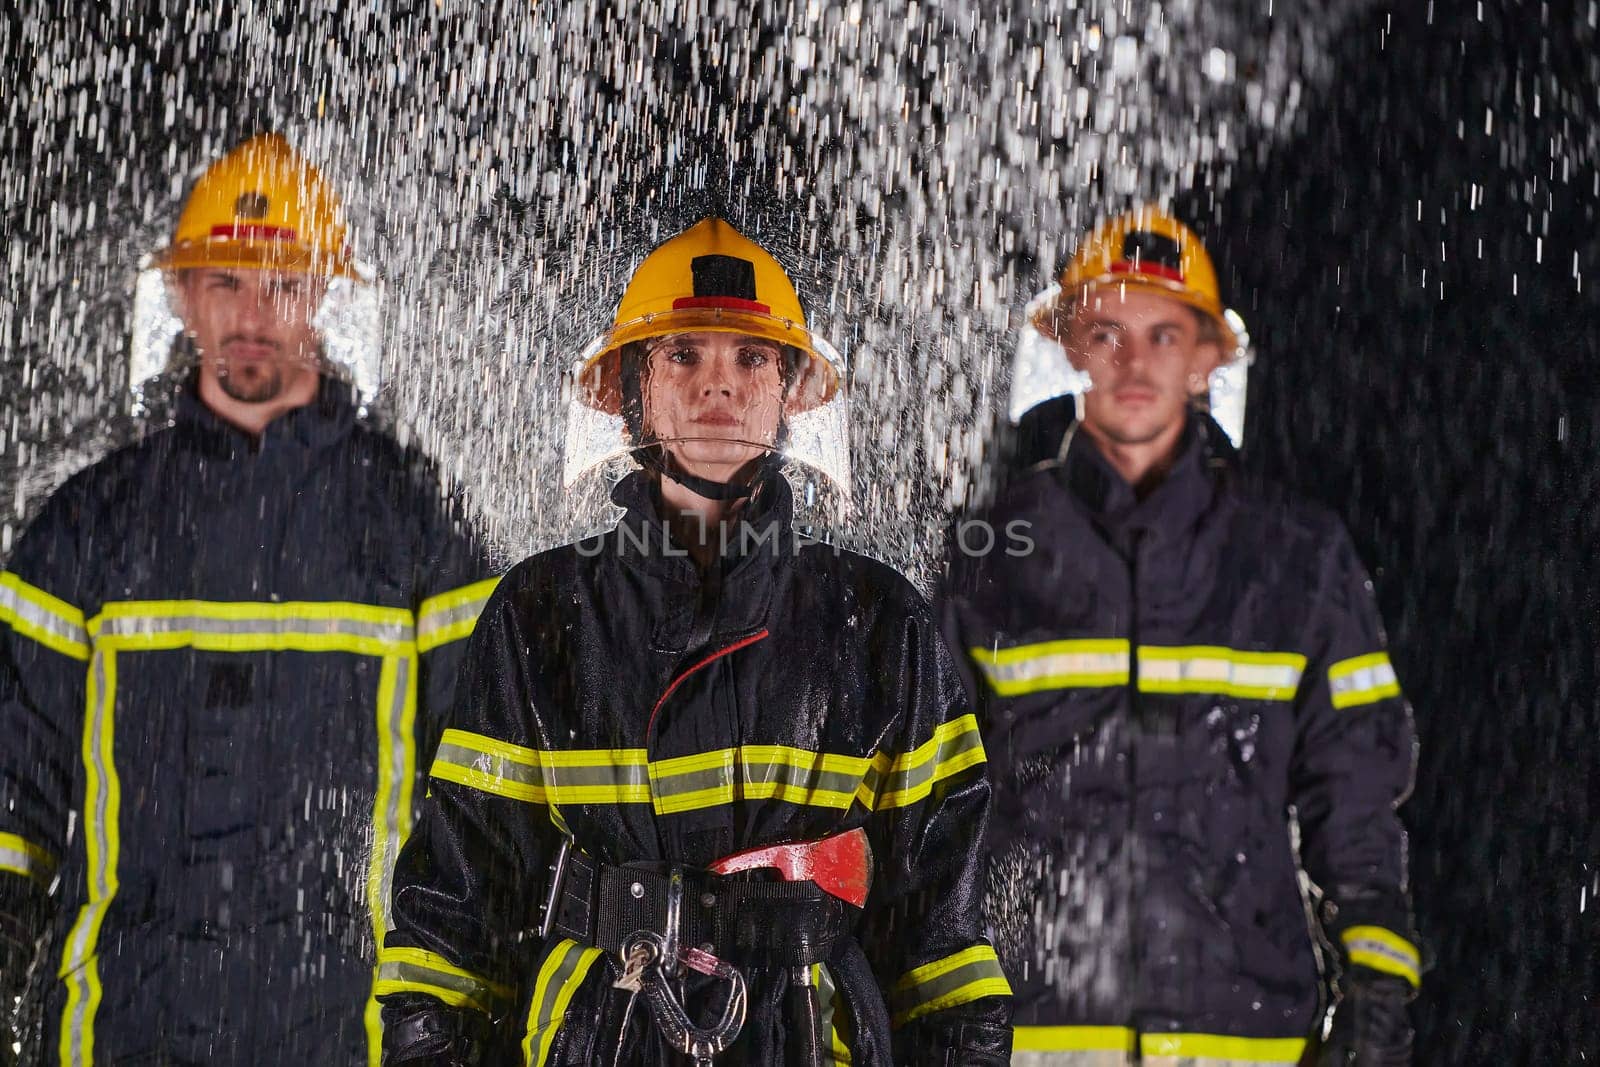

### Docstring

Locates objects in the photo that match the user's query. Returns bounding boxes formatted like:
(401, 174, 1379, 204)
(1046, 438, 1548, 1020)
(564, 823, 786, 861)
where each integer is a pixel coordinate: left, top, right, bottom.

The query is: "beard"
(215, 357, 286, 404)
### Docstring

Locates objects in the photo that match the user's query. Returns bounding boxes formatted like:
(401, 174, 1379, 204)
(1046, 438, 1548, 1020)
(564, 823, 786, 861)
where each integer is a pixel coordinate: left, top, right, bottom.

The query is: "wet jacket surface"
(377, 470, 1011, 1066)
(0, 379, 494, 1066)
(941, 416, 1419, 1065)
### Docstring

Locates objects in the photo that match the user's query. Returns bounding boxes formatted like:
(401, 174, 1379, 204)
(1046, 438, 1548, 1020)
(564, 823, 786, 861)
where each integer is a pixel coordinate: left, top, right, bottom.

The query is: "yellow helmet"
(1033, 206, 1238, 353)
(576, 217, 842, 414)
(149, 133, 359, 279)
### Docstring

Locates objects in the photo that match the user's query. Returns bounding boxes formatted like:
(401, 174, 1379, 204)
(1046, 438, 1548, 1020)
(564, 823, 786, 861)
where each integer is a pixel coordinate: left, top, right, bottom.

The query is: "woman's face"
(642, 331, 786, 481)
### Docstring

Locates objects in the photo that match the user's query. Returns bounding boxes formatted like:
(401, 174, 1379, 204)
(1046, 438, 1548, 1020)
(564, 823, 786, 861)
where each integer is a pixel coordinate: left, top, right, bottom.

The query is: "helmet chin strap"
(635, 444, 775, 502)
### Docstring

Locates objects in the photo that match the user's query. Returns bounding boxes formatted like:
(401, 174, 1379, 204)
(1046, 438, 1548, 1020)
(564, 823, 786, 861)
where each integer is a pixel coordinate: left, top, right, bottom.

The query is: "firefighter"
(0, 134, 497, 1065)
(941, 208, 1419, 1066)
(376, 218, 1012, 1066)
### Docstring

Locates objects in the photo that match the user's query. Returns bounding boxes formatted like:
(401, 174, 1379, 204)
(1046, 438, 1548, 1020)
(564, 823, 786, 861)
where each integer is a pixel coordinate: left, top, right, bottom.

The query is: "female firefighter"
(375, 218, 1012, 1066)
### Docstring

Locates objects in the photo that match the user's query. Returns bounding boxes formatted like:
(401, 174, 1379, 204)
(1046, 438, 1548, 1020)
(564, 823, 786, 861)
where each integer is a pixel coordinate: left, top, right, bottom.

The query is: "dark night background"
(1195, 2, 1598, 1059)
(4, 1, 1598, 1061)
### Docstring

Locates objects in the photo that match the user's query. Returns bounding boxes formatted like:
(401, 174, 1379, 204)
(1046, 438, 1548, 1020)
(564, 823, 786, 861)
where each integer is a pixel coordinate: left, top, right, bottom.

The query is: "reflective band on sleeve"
(967, 639, 1130, 696)
(522, 938, 604, 1067)
(0, 572, 89, 660)
(1328, 652, 1402, 710)
(416, 577, 501, 653)
(1341, 924, 1421, 986)
(1012, 1025, 1136, 1063)
(1139, 1032, 1307, 1064)
(0, 831, 58, 886)
(887, 944, 1011, 1026)
(864, 713, 988, 810)
(89, 600, 414, 657)
(373, 946, 512, 1015)
(1136, 646, 1306, 701)
(59, 649, 121, 1067)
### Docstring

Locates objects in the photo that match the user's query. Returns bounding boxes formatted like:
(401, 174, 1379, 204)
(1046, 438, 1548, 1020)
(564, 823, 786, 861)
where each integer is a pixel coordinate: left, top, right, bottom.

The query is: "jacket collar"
(608, 462, 795, 581)
(1058, 411, 1232, 546)
(174, 370, 358, 463)
(607, 465, 792, 650)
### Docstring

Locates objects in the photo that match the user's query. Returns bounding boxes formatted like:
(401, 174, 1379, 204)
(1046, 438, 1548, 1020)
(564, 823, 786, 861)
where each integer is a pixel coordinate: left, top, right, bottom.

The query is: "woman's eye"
(665, 348, 697, 365)
(737, 348, 772, 368)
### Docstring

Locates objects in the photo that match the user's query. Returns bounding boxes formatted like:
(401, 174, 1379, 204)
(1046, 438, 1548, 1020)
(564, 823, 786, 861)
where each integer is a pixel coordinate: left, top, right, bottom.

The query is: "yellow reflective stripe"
(1341, 924, 1421, 986)
(1136, 646, 1306, 701)
(417, 576, 501, 653)
(0, 572, 89, 660)
(649, 745, 873, 815)
(968, 639, 1130, 696)
(0, 831, 57, 886)
(59, 648, 120, 1067)
(522, 939, 604, 1067)
(867, 713, 987, 810)
(437, 730, 968, 816)
(431, 731, 651, 805)
(811, 962, 854, 1065)
(373, 946, 512, 1015)
(1328, 651, 1402, 710)
(1013, 1026, 1136, 1051)
(365, 650, 420, 1065)
(88, 599, 415, 656)
(1140, 1032, 1307, 1062)
(887, 944, 1011, 1026)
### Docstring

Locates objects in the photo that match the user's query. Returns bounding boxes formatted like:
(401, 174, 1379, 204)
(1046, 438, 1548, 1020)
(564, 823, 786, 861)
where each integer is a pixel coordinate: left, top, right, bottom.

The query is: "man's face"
(1064, 287, 1222, 447)
(642, 331, 786, 477)
(178, 268, 327, 404)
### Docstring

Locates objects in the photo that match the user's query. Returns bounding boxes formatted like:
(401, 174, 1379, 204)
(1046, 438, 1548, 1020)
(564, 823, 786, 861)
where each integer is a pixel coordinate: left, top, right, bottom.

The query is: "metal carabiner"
(618, 867, 749, 1065)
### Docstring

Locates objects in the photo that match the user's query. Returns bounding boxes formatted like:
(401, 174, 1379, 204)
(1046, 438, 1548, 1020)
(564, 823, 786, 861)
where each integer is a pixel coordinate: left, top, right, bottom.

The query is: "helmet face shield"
(129, 265, 381, 403)
(561, 324, 850, 502)
(1010, 285, 1254, 449)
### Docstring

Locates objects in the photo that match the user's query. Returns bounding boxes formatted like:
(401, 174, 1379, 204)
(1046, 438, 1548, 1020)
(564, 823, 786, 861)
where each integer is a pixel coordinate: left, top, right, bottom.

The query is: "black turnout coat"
(0, 378, 494, 1065)
(941, 416, 1418, 1065)
(378, 470, 1011, 1066)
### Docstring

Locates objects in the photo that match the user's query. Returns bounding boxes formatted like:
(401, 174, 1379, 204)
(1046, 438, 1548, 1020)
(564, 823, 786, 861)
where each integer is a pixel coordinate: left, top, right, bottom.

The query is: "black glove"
(1317, 972, 1414, 1067)
(894, 997, 1012, 1067)
(3, 917, 33, 1067)
(382, 1007, 514, 1067)
(1, 910, 37, 1003)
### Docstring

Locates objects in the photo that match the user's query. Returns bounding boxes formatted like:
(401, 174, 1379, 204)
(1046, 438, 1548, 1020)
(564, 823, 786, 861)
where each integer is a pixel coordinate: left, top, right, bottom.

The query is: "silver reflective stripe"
(1012, 1053, 1130, 1067)
(1136, 649, 1305, 699)
(370, 653, 413, 936)
(1328, 652, 1400, 709)
(971, 643, 1131, 696)
(60, 648, 118, 1067)
(0, 574, 89, 657)
(416, 599, 484, 647)
(1143, 1057, 1301, 1067)
(95, 612, 410, 643)
(0, 833, 57, 885)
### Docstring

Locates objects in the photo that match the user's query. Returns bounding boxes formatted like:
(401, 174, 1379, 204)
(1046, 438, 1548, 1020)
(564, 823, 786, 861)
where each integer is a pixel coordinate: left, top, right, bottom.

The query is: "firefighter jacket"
(376, 469, 1012, 1066)
(0, 378, 496, 1066)
(940, 415, 1419, 1066)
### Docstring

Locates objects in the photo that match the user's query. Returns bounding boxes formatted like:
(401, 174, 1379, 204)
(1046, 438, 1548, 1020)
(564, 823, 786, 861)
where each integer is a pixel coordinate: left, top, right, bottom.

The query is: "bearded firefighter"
(376, 218, 1013, 1065)
(941, 208, 1420, 1066)
(0, 133, 496, 1065)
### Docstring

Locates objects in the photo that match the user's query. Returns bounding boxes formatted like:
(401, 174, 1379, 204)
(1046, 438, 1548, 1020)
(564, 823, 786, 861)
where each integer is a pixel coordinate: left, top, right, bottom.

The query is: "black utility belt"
(546, 849, 855, 969)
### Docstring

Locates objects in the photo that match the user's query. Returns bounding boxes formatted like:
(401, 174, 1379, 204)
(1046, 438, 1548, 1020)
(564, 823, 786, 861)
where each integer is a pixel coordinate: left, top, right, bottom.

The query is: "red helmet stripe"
(1109, 260, 1185, 283)
(209, 224, 299, 241)
(672, 295, 772, 315)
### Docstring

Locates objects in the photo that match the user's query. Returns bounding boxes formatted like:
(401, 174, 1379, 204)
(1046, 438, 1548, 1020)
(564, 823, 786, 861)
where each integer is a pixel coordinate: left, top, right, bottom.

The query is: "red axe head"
(706, 827, 873, 909)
